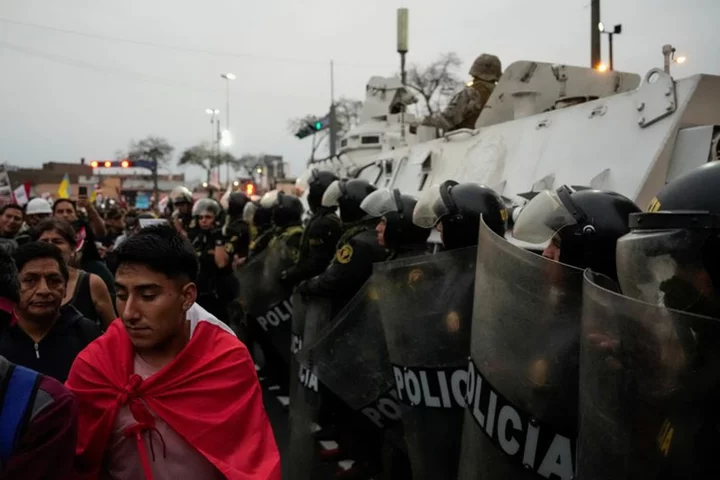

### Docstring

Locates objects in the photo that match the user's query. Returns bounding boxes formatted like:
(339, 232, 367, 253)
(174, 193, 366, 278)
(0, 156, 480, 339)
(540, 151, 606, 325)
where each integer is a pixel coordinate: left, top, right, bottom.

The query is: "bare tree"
(406, 52, 465, 117)
(126, 136, 174, 166)
(287, 96, 363, 160)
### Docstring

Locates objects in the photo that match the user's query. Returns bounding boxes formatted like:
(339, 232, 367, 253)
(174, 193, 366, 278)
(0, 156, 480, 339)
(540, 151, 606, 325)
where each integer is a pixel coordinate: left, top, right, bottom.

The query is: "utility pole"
(329, 60, 337, 157)
(591, 0, 601, 68)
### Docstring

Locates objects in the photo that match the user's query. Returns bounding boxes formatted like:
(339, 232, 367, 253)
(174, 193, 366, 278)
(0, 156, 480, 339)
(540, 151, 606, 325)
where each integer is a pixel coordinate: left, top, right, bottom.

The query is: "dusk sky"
(1, 0, 718, 181)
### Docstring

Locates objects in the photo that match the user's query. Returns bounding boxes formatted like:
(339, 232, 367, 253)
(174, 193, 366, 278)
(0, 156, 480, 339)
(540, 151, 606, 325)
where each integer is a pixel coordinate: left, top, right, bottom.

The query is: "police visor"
(243, 202, 258, 224)
(412, 184, 452, 228)
(513, 189, 579, 244)
(260, 190, 280, 208)
(616, 212, 720, 312)
(360, 188, 401, 218)
(321, 180, 343, 208)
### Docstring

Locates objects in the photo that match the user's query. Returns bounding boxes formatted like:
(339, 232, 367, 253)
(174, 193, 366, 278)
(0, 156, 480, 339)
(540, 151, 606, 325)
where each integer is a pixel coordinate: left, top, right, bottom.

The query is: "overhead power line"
(0, 16, 396, 69)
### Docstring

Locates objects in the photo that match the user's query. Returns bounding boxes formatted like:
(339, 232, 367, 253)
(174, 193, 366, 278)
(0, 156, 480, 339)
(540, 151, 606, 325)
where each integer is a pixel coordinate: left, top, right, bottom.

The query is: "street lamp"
(220, 73, 235, 134)
(662, 44, 687, 74)
(598, 22, 622, 71)
(596, 63, 609, 73)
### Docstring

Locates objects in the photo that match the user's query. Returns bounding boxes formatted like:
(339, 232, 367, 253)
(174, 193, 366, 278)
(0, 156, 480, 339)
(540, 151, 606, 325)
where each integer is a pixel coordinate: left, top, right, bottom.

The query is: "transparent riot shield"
(236, 241, 294, 364)
(288, 293, 333, 480)
(297, 279, 399, 429)
(378, 248, 476, 480)
(458, 221, 583, 480)
(577, 271, 720, 479)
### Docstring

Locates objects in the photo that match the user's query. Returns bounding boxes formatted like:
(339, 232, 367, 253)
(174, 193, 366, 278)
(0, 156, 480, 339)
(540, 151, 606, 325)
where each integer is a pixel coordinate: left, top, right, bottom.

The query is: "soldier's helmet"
(469, 54, 502, 83)
(513, 186, 640, 281)
(260, 190, 304, 228)
(360, 188, 431, 249)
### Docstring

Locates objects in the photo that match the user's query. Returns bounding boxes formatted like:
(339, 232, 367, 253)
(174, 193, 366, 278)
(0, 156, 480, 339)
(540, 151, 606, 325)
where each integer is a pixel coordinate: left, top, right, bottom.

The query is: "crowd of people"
(0, 156, 719, 479)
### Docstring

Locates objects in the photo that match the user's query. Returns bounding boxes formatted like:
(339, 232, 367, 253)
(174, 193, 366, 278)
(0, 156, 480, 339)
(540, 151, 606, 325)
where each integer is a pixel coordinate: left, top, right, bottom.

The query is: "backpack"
(0, 364, 39, 464)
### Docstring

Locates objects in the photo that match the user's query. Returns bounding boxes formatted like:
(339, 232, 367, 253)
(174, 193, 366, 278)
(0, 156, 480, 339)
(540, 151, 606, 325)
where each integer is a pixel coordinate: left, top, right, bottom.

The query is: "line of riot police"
(172, 158, 720, 479)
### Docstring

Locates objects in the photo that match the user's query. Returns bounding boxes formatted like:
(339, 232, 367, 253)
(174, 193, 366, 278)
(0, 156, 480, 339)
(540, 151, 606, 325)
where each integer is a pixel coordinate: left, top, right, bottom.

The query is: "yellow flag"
(57, 173, 71, 199)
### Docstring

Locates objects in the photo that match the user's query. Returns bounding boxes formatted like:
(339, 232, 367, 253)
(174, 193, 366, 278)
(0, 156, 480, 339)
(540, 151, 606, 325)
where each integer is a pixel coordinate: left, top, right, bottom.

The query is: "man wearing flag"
(65, 225, 281, 479)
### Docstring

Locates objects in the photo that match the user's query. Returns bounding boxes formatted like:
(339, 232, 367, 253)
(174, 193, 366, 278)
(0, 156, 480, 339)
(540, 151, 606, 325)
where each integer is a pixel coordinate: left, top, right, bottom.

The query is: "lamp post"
(598, 22, 622, 71)
(220, 73, 235, 185)
(205, 108, 220, 181)
(662, 44, 687, 75)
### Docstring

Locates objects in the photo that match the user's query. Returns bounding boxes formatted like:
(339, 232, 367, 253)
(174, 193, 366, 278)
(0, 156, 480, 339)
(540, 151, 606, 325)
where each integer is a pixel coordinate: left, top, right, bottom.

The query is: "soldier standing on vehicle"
(422, 54, 502, 132)
(298, 179, 388, 313)
(281, 170, 342, 287)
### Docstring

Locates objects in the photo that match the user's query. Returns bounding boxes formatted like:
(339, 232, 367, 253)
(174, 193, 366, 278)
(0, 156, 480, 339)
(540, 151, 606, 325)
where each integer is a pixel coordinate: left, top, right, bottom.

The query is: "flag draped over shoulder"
(57, 173, 71, 199)
(66, 304, 281, 480)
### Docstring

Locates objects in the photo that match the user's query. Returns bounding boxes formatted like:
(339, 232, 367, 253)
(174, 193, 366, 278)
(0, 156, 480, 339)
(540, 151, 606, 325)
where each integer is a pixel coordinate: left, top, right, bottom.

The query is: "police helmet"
(322, 179, 377, 223)
(615, 162, 720, 316)
(469, 54, 502, 83)
(513, 185, 640, 280)
(361, 188, 430, 249)
(261, 190, 304, 227)
(413, 181, 506, 250)
(192, 198, 221, 218)
(171, 186, 193, 206)
(300, 169, 339, 212)
(228, 192, 250, 217)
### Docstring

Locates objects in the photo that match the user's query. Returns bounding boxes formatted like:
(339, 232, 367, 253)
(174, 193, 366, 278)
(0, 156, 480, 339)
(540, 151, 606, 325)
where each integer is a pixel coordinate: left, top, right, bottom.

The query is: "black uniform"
(282, 208, 341, 287)
(222, 218, 251, 260)
(298, 221, 389, 313)
(193, 228, 228, 320)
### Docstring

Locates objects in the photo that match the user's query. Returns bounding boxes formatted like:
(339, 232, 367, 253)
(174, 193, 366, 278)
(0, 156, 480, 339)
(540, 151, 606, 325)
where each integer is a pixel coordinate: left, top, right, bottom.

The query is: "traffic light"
(90, 160, 134, 168)
(295, 114, 331, 139)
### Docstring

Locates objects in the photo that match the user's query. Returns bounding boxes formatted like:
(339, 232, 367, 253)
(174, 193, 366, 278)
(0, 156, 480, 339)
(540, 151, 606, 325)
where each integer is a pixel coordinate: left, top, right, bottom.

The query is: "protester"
(0, 204, 23, 239)
(66, 225, 281, 479)
(52, 198, 115, 297)
(34, 218, 115, 328)
(23, 198, 53, 230)
(0, 247, 78, 480)
(0, 242, 101, 382)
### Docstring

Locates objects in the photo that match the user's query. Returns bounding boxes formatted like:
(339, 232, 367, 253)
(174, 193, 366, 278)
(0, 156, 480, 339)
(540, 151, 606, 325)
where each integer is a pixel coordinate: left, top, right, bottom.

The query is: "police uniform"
(222, 218, 251, 260)
(192, 228, 227, 320)
(298, 222, 389, 313)
(269, 224, 303, 263)
(281, 208, 342, 287)
(249, 226, 278, 259)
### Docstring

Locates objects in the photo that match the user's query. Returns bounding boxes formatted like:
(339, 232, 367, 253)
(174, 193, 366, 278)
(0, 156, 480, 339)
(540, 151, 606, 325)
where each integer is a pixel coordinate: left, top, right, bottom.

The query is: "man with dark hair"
(0, 247, 78, 480)
(66, 225, 280, 479)
(0, 242, 101, 382)
(0, 204, 23, 255)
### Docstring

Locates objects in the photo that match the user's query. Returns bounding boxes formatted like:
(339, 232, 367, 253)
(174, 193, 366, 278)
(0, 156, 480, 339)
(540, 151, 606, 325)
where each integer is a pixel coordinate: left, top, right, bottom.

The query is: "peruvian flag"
(66, 304, 281, 479)
(12, 182, 30, 206)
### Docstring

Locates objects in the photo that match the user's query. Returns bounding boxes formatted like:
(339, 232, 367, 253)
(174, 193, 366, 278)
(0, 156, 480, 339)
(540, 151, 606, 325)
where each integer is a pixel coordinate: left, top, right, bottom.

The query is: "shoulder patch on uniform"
(225, 243, 234, 254)
(648, 197, 661, 212)
(336, 244, 353, 264)
(408, 268, 424, 285)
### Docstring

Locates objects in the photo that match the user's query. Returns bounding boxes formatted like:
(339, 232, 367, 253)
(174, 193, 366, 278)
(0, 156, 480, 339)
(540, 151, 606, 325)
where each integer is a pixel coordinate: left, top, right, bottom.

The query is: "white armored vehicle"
(304, 61, 720, 229)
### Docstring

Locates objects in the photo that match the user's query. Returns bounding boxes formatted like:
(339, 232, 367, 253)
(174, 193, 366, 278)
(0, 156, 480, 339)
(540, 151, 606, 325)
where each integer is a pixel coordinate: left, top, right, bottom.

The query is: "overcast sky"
(1, 0, 718, 182)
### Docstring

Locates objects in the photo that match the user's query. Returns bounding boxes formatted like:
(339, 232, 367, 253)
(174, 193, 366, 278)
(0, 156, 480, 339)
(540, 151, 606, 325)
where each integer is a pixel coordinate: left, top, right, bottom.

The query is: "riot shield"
(378, 248, 476, 480)
(288, 293, 333, 480)
(236, 241, 294, 364)
(297, 279, 399, 429)
(577, 271, 720, 479)
(458, 221, 583, 480)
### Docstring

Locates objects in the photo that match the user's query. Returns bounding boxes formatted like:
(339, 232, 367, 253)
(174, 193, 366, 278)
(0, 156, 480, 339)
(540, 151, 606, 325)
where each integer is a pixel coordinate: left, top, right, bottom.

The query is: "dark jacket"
(0, 305, 102, 382)
(0, 356, 77, 480)
(299, 222, 388, 313)
(283, 208, 342, 287)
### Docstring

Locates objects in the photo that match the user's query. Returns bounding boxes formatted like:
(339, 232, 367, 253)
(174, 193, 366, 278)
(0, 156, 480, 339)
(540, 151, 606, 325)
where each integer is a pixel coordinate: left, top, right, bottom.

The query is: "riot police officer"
(281, 170, 342, 287)
(245, 200, 276, 259)
(191, 198, 228, 320)
(260, 190, 304, 260)
(512, 185, 640, 281)
(221, 192, 252, 265)
(413, 180, 507, 249)
(170, 186, 194, 236)
(298, 178, 388, 312)
(360, 187, 430, 259)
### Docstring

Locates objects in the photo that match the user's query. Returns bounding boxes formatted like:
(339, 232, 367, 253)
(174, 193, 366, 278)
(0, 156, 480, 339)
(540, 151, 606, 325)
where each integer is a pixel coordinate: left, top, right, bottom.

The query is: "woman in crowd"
(52, 198, 115, 298)
(33, 218, 115, 328)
